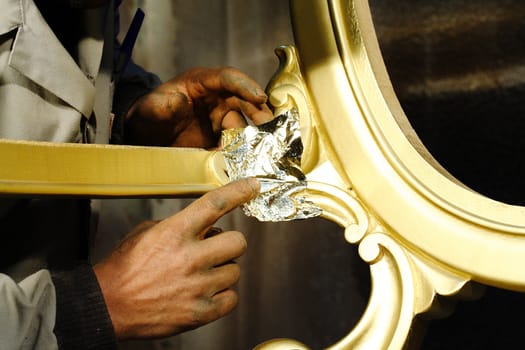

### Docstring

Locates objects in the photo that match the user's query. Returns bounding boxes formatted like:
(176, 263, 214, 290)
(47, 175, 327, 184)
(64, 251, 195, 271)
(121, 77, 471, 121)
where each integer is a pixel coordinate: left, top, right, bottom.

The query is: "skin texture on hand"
(93, 178, 260, 340)
(124, 67, 274, 149)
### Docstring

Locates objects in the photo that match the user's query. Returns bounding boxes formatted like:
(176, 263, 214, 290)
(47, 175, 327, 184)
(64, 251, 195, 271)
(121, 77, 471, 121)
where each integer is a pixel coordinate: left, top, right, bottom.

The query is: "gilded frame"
(2, 0, 525, 349)
(258, 0, 525, 348)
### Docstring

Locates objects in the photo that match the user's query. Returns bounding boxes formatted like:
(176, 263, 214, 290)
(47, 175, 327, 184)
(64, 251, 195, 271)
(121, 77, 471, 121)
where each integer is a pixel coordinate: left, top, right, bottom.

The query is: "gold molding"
(256, 0, 525, 348)
(0, 139, 227, 197)
(2, 1, 525, 349)
(288, 0, 525, 287)
(256, 36, 474, 350)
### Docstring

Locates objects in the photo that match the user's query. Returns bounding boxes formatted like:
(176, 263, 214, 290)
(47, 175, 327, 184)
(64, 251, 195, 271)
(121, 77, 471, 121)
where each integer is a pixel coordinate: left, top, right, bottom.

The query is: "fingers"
(194, 67, 268, 104)
(210, 289, 239, 320)
(204, 226, 224, 238)
(244, 103, 273, 126)
(219, 67, 268, 104)
(187, 67, 274, 125)
(191, 288, 239, 329)
(94, 180, 258, 340)
(179, 235, 244, 328)
(210, 96, 273, 133)
(221, 110, 247, 130)
(165, 178, 260, 239)
(193, 264, 241, 324)
(196, 230, 247, 268)
(166, 67, 267, 105)
(206, 262, 241, 296)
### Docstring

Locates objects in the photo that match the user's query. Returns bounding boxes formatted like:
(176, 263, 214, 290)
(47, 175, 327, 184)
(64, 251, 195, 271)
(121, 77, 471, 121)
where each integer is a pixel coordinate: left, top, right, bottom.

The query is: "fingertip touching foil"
(221, 109, 322, 222)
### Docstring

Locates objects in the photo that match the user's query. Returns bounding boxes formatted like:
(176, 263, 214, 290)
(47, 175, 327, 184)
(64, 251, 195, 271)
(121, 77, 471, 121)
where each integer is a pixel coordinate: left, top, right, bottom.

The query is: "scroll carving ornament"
(3, 1, 525, 349)
(254, 43, 473, 350)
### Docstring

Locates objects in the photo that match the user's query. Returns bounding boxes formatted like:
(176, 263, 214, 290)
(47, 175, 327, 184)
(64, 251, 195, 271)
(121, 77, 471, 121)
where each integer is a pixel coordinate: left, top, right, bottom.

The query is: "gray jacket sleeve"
(0, 270, 58, 349)
(0, 265, 116, 350)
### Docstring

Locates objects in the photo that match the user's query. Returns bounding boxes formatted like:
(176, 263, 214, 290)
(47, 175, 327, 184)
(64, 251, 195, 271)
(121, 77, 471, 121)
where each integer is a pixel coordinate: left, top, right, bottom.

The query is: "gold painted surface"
(0, 139, 227, 197)
(3, 0, 525, 349)
(254, 339, 310, 350)
(257, 0, 525, 349)
(314, 0, 525, 288)
(257, 36, 472, 350)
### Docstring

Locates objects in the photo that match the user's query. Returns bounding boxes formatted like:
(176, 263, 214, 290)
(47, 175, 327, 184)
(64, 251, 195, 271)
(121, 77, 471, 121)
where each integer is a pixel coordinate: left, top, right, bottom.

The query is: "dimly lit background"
(371, 0, 525, 348)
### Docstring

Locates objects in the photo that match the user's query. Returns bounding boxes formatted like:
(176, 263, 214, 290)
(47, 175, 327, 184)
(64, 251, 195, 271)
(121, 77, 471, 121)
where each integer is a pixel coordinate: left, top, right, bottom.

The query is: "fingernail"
(255, 88, 267, 99)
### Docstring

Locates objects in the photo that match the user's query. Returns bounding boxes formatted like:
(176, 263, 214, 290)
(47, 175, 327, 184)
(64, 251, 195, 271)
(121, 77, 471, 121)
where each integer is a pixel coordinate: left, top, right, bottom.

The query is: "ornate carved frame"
(2, 1, 525, 349)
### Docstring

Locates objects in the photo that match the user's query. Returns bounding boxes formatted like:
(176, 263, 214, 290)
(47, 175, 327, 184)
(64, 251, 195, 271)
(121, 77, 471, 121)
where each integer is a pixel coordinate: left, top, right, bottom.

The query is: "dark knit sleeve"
(51, 263, 117, 350)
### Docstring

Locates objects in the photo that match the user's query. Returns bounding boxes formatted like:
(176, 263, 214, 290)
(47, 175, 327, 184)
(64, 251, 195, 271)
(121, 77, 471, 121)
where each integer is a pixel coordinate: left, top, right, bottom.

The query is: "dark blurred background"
(370, 0, 525, 348)
(371, 0, 525, 205)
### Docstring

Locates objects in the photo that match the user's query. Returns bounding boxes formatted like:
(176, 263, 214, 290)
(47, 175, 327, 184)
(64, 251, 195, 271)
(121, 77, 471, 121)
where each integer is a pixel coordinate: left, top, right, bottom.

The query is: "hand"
(124, 67, 273, 148)
(93, 178, 259, 340)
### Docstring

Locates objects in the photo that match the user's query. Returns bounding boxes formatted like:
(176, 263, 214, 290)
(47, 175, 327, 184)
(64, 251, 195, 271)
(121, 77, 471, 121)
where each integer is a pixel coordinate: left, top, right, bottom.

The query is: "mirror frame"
(285, 0, 525, 288)
(258, 0, 525, 348)
(2, 0, 525, 348)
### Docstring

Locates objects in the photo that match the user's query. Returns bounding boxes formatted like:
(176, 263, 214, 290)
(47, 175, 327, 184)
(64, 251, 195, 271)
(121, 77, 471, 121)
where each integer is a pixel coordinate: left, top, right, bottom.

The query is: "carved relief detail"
(260, 44, 473, 350)
(266, 45, 320, 174)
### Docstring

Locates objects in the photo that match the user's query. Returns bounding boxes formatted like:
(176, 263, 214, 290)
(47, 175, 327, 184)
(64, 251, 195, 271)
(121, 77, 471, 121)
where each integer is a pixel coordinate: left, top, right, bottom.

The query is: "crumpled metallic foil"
(221, 109, 322, 222)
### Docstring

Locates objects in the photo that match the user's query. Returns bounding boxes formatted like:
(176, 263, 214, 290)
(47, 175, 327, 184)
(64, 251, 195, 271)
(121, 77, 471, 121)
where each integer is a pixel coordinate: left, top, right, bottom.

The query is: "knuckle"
(218, 290, 239, 315)
(190, 298, 219, 327)
(231, 178, 258, 202)
(219, 67, 241, 85)
(230, 231, 247, 253)
(187, 290, 239, 328)
(228, 263, 241, 281)
(204, 191, 229, 212)
(220, 66, 237, 76)
(174, 248, 200, 274)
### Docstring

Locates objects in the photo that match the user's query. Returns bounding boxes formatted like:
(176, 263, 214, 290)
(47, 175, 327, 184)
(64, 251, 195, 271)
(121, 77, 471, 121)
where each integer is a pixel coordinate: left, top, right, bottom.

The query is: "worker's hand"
(124, 67, 273, 148)
(93, 178, 259, 340)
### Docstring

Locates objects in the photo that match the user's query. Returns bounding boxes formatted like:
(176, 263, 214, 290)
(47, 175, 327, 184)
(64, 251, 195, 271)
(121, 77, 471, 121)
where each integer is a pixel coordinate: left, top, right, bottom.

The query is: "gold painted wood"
(0, 139, 227, 197)
(257, 0, 525, 349)
(2, 1, 525, 349)
(261, 41, 471, 350)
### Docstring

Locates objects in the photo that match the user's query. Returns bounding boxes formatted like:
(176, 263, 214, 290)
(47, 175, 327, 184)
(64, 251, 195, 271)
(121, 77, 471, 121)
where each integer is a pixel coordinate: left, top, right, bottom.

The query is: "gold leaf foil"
(221, 109, 322, 221)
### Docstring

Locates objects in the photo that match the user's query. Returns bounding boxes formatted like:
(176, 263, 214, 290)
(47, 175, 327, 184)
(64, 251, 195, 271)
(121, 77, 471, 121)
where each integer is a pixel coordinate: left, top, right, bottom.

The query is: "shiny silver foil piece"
(221, 109, 322, 221)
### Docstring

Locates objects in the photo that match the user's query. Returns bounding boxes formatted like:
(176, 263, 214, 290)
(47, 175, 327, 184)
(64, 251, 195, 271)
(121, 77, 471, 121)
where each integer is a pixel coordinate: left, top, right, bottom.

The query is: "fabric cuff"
(51, 263, 117, 350)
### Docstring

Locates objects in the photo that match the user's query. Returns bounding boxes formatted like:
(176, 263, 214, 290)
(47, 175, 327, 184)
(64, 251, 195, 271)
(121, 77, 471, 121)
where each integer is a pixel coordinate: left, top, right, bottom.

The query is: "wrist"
(93, 262, 129, 340)
(51, 263, 117, 349)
